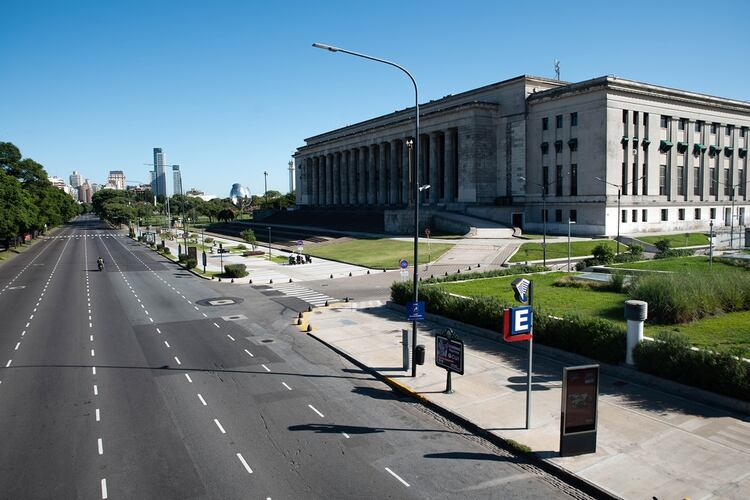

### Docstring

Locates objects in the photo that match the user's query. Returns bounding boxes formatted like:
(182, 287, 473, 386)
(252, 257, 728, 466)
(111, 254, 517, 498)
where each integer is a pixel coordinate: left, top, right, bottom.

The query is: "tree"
(0, 170, 36, 246)
(592, 243, 615, 264)
(240, 229, 257, 249)
(217, 208, 236, 223)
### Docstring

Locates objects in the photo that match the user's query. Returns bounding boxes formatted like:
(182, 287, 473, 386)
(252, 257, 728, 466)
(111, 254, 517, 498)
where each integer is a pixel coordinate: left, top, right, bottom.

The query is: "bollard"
(367, 270, 370, 275)
(231, 278, 234, 283)
(349, 272, 352, 277)
(269, 279, 273, 284)
(324, 300, 329, 307)
(289, 278, 293, 283)
(345, 297, 349, 303)
(297, 318, 302, 325)
(307, 305, 312, 312)
(624, 300, 648, 365)
(402, 329, 410, 371)
(298, 312, 303, 319)
(330, 274, 333, 279)
(415, 344, 426, 365)
(249, 279, 253, 284)
(306, 324, 312, 332)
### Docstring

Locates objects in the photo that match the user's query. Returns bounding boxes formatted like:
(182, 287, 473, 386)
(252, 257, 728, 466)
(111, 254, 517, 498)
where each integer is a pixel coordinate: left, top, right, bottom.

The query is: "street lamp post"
(264, 171, 269, 206)
(595, 174, 646, 256)
(313, 42, 421, 377)
(519, 177, 548, 267)
(267, 226, 272, 261)
(709, 219, 714, 268)
(567, 218, 576, 272)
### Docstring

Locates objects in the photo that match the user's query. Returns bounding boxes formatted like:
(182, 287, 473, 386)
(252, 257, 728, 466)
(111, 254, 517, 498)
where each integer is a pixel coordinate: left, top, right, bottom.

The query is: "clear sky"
(3, 0, 749, 198)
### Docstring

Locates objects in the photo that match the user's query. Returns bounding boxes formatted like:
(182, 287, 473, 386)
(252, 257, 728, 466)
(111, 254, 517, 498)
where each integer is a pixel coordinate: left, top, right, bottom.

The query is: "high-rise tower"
(152, 148, 167, 198)
(172, 165, 183, 196)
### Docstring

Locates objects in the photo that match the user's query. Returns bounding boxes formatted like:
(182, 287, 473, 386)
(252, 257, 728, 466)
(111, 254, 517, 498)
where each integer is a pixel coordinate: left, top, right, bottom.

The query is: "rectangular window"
(695, 208, 701, 220)
(660, 115, 670, 128)
(570, 164, 578, 196)
(661, 209, 668, 221)
(542, 117, 548, 130)
(556, 115, 563, 128)
(695, 121, 703, 133)
(632, 162, 638, 195)
(678, 119, 686, 131)
(724, 168, 731, 195)
(569, 209, 577, 222)
(726, 125, 732, 136)
(555, 209, 562, 223)
(659, 164, 667, 195)
(710, 207, 716, 219)
(642, 164, 648, 194)
(678, 208, 685, 221)
(740, 207, 746, 226)
(710, 168, 717, 195)
(677, 166, 685, 196)
(711, 123, 718, 134)
(621, 210, 627, 223)
(632, 209, 638, 222)
(740, 169, 746, 196)
(694, 167, 701, 195)
(543, 166, 549, 196)
(555, 165, 563, 196)
(622, 162, 628, 196)
(643, 112, 649, 136)
(622, 110, 628, 124)
(741, 127, 747, 138)
(570, 112, 578, 127)
(642, 209, 648, 222)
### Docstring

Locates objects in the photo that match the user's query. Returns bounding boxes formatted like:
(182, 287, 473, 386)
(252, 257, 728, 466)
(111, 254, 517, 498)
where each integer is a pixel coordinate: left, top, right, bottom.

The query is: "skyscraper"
(152, 148, 167, 198)
(108, 170, 126, 190)
(172, 165, 183, 196)
(69, 171, 82, 188)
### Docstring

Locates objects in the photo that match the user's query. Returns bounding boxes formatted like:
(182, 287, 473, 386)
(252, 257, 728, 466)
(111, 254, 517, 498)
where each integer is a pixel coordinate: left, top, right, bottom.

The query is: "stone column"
(349, 150, 358, 206)
(358, 147, 367, 205)
(332, 152, 340, 205)
(457, 127, 477, 202)
(323, 154, 332, 205)
(390, 140, 400, 205)
(340, 151, 348, 205)
(378, 143, 388, 204)
(430, 132, 441, 204)
(444, 129, 456, 202)
(367, 145, 376, 205)
(312, 157, 319, 205)
(402, 138, 412, 205)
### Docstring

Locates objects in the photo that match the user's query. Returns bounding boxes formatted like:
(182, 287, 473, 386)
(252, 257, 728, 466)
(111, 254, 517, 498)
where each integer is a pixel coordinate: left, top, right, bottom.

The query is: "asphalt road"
(0, 216, 584, 499)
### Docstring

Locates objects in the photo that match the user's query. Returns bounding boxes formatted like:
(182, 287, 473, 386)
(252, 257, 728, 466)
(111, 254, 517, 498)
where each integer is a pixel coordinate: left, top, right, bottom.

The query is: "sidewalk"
(305, 303, 750, 500)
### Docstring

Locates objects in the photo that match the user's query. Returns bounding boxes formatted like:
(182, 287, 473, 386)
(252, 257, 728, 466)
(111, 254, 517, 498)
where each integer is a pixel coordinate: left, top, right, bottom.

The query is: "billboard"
(560, 364, 599, 456)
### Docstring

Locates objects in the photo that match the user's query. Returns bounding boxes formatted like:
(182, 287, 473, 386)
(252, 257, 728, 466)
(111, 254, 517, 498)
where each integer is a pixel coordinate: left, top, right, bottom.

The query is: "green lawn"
(436, 270, 750, 357)
(307, 238, 452, 269)
(611, 256, 739, 273)
(509, 239, 622, 263)
(436, 272, 625, 321)
(636, 233, 709, 247)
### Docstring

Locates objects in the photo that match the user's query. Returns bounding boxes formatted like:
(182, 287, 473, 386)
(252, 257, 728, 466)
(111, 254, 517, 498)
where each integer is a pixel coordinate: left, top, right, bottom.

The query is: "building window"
(740, 169, 746, 196)
(677, 166, 684, 196)
(569, 209, 577, 222)
(555, 165, 563, 196)
(644, 112, 649, 136)
(695, 208, 701, 220)
(632, 209, 638, 222)
(570, 112, 578, 127)
(642, 164, 648, 194)
(678, 119, 686, 131)
(678, 208, 685, 221)
(711, 123, 718, 134)
(542, 117, 548, 130)
(543, 166, 549, 196)
(556, 115, 563, 128)
(642, 209, 648, 222)
(570, 164, 578, 196)
(555, 209, 562, 223)
(661, 209, 668, 221)
(694, 167, 701, 196)
(695, 121, 703, 133)
(741, 127, 747, 138)
(621, 210, 627, 223)
(710, 168, 717, 195)
(660, 115, 670, 128)
(632, 162, 638, 195)
(740, 207, 746, 226)
(710, 207, 716, 219)
(659, 164, 667, 195)
(726, 125, 733, 136)
(622, 163, 628, 195)
(724, 168, 731, 195)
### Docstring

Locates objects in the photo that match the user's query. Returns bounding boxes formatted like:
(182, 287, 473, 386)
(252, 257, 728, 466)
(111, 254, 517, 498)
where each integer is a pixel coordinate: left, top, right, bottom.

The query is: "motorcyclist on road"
(97, 257, 104, 270)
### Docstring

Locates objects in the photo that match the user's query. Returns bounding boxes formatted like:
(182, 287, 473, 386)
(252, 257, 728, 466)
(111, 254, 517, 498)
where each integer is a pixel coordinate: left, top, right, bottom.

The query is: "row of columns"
(299, 129, 460, 207)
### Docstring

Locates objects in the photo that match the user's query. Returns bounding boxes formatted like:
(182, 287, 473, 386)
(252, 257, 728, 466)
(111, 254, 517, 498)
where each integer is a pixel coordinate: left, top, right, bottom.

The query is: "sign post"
(399, 259, 409, 282)
(506, 277, 534, 430)
(435, 328, 464, 393)
(560, 364, 600, 456)
(425, 228, 431, 264)
(296, 239, 304, 253)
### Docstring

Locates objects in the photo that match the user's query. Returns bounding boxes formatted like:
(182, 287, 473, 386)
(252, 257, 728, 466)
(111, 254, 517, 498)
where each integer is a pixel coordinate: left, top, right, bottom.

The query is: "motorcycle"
(97, 261, 104, 271)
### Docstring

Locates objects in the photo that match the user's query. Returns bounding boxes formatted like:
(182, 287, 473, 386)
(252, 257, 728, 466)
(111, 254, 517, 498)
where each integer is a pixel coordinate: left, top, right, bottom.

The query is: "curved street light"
(313, 42, 421, 376)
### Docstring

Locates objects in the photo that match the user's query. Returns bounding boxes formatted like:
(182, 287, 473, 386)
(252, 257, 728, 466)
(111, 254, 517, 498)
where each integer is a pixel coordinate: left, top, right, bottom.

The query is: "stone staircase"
(432, 212, 514, 238)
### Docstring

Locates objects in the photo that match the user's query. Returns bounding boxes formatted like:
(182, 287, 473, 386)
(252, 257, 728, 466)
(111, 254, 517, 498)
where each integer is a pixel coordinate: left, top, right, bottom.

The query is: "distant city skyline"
(3, 1, 748, 197)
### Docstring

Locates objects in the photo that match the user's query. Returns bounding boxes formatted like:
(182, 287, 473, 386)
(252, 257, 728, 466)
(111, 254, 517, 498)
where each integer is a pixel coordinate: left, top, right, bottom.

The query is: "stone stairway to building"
(432, 211, 514, 238)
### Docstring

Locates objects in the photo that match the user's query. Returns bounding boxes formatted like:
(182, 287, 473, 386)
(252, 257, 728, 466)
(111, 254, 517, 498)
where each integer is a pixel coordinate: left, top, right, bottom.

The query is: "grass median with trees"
(509, 239, 622, 263)
(636, 232, 709, 247)
(307, 238, 452, 269)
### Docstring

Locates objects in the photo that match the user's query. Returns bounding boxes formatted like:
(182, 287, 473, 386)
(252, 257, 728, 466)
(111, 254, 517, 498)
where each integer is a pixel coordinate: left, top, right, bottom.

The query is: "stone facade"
(294, 75, 750, 236)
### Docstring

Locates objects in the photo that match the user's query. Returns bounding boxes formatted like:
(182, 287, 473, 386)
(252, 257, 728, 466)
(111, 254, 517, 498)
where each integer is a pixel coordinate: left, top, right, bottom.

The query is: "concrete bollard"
(624, 300, 648, 365)
(402, 329, 410, 371)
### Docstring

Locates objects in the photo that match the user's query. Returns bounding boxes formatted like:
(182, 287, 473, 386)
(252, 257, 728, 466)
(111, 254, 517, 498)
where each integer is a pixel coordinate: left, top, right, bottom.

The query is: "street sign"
(399, 259, 408, 269)
(406, 301, 425, 321)
(560, 364, 600, 456)
(435, 333, 464, 375)
(511, 277, 530, 303)
(503, 306, 533, 342)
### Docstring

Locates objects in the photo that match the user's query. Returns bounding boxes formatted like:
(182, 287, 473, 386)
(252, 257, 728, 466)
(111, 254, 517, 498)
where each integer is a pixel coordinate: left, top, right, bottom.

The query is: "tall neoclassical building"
(294, 75, 749, 236)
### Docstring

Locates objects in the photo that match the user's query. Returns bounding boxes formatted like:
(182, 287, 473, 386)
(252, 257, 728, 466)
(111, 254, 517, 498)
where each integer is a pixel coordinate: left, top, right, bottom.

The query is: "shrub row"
(421, 265, 547, 284)
(178, 253, 196, 269)
(628, 271, 750, 323)
(223, 263, 248, 278)
(634, 332, 750, 401)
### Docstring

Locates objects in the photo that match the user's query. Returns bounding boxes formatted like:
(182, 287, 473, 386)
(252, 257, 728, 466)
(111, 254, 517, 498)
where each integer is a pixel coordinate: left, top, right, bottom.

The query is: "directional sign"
(399, 259, 408, 269)
(503, 306, 533, 342)
(406, 301, 425, 321)
(435, 335, 464, 375)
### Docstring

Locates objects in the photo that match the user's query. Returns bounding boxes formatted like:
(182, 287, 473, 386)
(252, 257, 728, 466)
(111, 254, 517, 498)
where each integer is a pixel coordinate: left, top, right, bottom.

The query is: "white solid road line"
(214, 419, 226, 434)
(174, 356, 181, 365)
(385, 467, 410, 487)
(282, 382, 292, 391)
(185, 374, 193, 383)
(97, 438, 103, 455)
(198, 394, 207, 406)
(308, 404, 324, 418)
(236, 453, 253, 474)
(101, 478, 108, 499)
(95, 409, 100, 422)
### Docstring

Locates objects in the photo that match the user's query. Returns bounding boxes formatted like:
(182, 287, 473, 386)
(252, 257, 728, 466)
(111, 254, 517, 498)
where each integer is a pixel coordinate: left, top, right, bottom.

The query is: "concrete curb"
(304, 330, 618, 500)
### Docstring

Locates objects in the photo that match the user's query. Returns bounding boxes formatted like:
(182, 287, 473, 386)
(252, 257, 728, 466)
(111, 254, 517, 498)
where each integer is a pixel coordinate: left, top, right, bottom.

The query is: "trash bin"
(415, 344, 426, 365)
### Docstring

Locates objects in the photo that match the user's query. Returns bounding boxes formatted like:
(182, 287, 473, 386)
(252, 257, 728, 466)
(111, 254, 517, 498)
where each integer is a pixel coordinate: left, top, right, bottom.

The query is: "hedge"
(634, 331, 750, 401)
(391, 282, 626, 364)
(421, 265, 547, 284)
(223, 263, 248, 278)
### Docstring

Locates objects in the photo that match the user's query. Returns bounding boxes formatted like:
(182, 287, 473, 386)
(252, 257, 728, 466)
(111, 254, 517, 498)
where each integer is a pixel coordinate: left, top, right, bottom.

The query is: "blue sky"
(3, 0, 749, 197)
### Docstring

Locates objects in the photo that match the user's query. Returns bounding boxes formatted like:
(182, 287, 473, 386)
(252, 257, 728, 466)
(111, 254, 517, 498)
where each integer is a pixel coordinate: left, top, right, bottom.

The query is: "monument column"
(457, 127, 477, 202)
(340, 151, 349, 205)
(312, 157, 319, 205)
(367, 145, 376, 205)
(358, 146, 367, 205)
(349, 149, 358, 206)
(332, 152, 340, 205)
(378, 143, 387, 205)
(402, 138, 412, 205)
(324, 154, 332, 205)
(390, 140, 399, 205)
(430, 132, 441, 204)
